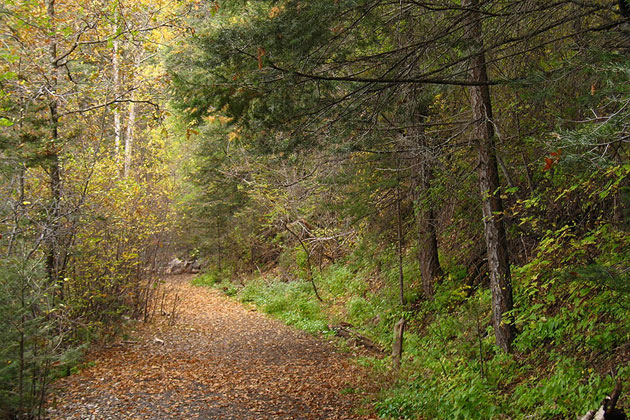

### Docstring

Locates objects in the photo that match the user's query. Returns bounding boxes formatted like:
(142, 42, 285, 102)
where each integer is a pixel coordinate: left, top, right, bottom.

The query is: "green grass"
(191, 272, 219, 287)
(239, 278, 329, 333)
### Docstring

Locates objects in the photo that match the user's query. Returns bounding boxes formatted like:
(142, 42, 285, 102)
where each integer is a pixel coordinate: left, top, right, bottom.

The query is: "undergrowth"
(193, 228, 630, 419)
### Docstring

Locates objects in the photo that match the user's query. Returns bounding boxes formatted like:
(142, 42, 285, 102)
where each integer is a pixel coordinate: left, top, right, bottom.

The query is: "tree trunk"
(396, 187, 405, 307)
(464, 0, 516, 353)
(113, 37, 121, 157)
(416, 164, 442, 299)
(409, 111, 442, 299)
(216, 216, 222, 271)
(124, 90, 135, 177)
(7, 166, 25, 257)
(46, 0, 62, 294)
(124, 51, 141, 177)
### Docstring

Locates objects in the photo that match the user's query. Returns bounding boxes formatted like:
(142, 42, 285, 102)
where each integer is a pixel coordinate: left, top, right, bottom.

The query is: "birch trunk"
(124, 94, 135, 177)
(124, 52, 141, 177)
(113, 38, 121, 157)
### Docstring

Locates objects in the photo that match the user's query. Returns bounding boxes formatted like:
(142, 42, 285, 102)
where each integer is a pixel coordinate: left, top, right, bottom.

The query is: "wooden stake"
(392, 318, 406, 371)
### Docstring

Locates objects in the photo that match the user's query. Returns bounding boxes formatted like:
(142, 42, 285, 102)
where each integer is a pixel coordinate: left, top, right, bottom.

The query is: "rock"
(165, 257, 202, 274)
(166, 258, 186, 274)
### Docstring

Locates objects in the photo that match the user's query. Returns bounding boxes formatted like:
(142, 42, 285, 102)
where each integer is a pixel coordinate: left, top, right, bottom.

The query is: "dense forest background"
(1, 0, 629, 418)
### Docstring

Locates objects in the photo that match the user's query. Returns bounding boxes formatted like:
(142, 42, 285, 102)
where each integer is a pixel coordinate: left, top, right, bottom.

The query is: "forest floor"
(46, 275, 376, 419)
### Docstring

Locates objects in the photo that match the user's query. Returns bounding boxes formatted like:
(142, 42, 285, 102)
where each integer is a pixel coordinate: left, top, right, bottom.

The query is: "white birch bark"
(113, 37, 121, 157)
(124, 51, 141, 177)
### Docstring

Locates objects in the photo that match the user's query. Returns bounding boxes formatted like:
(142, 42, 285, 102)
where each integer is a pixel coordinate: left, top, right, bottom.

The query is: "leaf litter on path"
(47, 275, 377, 419)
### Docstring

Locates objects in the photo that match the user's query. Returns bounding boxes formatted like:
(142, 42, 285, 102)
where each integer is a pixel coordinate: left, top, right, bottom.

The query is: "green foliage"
(319, 265, 366, 298)
(346, 297, 374, 324)
(0, 260, 84, 418)
(216, 278, 239, 297)
(512, 364, 626, 419)
(376, 373, 504, 420)
(369, 223, 630, 418)
(373, 277, 629, 419)
(191, 272, 219, 287)
(238, 278, 328, 334)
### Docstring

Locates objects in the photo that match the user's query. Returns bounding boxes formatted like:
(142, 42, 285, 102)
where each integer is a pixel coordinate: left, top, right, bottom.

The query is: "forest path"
(47, 275, 375, 419)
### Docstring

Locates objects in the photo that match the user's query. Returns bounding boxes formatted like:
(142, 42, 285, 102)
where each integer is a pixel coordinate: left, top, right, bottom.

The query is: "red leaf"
(257, 47, 266, 70)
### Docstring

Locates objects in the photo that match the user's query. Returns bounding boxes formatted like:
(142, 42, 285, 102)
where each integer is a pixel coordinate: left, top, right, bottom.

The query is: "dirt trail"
(47, 275, 376, 419)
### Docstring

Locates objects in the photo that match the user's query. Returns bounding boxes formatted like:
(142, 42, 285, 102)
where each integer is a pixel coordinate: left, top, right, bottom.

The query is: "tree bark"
(113, 37, 121, 157)
(46, 0, 63, 293)
(463, 0, 516, 353)
(124, 89, 135, 177)
(416, 163, 442, 299)
(409, 110, 442, 299)
(396, 186, 406, 307)
(124, 50, 141, 177)
(216, 216, 222, 271)
(7, 166, 25, 257)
